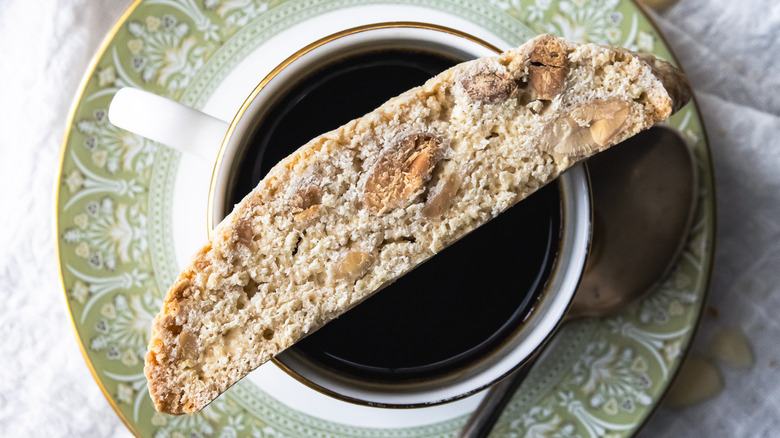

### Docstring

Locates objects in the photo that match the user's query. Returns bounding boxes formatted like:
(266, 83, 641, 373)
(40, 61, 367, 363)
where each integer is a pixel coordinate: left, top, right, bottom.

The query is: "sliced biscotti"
(145, 34, 692, 414)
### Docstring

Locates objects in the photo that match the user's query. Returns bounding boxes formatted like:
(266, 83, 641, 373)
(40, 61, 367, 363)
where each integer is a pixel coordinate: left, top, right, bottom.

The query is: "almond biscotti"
(145, 34, 691, 414)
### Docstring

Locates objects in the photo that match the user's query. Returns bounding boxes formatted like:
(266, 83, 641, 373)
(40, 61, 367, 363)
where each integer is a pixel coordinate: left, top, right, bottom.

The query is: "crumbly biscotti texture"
(145, 34, 691, 414)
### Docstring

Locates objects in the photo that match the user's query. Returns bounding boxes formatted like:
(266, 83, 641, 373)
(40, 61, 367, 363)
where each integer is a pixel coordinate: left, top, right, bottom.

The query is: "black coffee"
(227, 49, 561, 383)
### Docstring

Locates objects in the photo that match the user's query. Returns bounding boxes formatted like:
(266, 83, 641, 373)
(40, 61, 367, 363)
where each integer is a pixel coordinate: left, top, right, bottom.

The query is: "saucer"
(56, 0, 715, 436)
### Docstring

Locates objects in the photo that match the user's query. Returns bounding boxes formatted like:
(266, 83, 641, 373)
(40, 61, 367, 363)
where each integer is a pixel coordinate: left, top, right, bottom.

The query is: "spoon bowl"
(569, 126, 697, 318)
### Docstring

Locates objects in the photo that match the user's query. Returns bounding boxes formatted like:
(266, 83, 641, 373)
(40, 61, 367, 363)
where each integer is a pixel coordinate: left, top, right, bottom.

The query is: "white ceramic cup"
(108, 22, 591, 408)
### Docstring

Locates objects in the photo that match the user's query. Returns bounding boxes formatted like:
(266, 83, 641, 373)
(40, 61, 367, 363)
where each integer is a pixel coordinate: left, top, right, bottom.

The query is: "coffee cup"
(108, 22, 591, 408)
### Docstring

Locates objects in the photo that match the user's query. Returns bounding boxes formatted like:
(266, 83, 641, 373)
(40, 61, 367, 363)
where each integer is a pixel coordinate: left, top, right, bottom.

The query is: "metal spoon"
(458, 126, 697, 438)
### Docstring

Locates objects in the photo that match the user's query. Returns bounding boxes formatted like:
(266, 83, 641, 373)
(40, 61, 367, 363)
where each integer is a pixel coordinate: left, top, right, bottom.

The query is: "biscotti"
(145, 34, 692, 414)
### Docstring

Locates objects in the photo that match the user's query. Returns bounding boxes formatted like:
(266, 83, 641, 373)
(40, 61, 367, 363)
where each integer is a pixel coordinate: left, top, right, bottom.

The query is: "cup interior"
(207, 23, 592, 407)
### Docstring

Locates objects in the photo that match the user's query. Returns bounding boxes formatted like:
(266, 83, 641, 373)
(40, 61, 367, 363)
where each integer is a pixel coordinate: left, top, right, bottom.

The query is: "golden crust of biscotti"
(144, 34, 691, 414)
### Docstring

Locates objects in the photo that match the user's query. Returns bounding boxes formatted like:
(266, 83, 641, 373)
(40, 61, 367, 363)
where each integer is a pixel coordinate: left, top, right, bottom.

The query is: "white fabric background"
(0, 0, 778, 436)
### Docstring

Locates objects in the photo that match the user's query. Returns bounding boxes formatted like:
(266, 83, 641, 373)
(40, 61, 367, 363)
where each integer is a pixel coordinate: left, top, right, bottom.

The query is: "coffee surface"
(228, 49, 561, 382)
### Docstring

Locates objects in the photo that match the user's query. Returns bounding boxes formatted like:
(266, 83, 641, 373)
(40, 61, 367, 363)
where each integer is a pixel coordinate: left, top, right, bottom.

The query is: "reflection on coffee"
(226, 49, 561, 383)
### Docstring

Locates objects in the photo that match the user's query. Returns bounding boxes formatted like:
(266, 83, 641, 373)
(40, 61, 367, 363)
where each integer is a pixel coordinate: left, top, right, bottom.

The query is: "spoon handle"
(457, 353, 541, 438)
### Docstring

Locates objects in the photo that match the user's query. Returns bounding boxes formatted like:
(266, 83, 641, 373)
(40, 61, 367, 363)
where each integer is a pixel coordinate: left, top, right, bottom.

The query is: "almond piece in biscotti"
(528, 35, 569, 100)
(542, 99, 631, 157)
(288, 184, 321, 223)
(572, 99, 631, 147)
(177, 329, 199, 367)
(421, 171, 462, 218)
(363, 133, 443, 215)
(234, 219, 254, 247)
(459, 70, 518, 104)
(335, 250, 373, 279)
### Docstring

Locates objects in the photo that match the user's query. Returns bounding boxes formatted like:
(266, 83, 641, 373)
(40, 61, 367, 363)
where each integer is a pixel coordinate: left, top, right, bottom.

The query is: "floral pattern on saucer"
(57, 0, 715, 437)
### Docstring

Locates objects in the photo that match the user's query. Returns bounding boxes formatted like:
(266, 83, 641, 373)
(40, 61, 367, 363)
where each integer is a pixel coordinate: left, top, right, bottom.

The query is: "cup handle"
(108, 87, 230, 161)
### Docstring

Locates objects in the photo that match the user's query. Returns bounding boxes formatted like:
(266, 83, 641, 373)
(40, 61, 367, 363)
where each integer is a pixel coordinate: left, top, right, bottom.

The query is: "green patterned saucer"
(56, 0, 715, 436)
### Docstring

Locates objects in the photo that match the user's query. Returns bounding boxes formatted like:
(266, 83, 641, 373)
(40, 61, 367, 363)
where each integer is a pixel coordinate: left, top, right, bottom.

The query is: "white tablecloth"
(1, 0, 778, 436)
